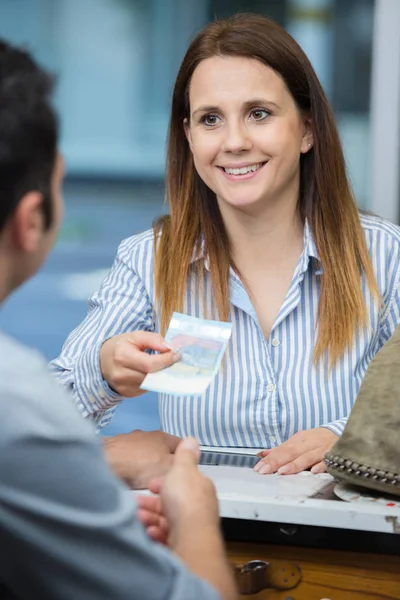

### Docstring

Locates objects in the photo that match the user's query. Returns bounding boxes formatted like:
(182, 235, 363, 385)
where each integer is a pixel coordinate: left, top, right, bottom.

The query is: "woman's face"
(185, 55, 312, 215)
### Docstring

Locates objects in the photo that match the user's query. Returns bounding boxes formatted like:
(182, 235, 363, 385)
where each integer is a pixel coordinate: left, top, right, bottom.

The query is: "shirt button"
(89, 395, 97, 404)
(98, 388, 106, 399)
(270, 436, 276, 443)
(267, 383, 276, 393)
(271, 338, 280, 347)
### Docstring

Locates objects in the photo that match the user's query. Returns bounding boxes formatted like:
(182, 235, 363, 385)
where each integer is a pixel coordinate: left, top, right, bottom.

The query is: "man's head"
(0, 39, 62, 301)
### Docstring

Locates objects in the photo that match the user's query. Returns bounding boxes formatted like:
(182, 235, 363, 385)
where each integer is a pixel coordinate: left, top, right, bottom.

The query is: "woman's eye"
(250, 109, 270, 121)
(201, 114, 221, 126)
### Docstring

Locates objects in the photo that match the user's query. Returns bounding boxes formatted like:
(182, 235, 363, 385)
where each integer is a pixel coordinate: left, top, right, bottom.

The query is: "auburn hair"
(154, 13, 379, 366)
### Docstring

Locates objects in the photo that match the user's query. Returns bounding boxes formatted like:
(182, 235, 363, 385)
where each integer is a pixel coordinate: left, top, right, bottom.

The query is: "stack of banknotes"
(141, 312, 232, 395)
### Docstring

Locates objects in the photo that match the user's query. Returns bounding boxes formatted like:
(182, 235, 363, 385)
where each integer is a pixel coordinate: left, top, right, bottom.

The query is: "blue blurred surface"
(0, 180, 167, 435)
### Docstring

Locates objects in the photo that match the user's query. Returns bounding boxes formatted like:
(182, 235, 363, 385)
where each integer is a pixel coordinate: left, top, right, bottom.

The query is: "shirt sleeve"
(320, 417, 347, 437)
(379, 273, 400, 346)
(0, 364, 220, 600)
(49, 237, 155, 427)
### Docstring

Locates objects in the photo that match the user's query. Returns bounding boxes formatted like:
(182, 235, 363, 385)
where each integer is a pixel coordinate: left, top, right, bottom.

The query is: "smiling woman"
(50, 14, 400, 477)
(184, 56, 309, 216)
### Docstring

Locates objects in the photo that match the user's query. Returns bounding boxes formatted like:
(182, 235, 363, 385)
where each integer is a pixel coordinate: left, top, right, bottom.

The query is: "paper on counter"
(140, 312, 232, 395)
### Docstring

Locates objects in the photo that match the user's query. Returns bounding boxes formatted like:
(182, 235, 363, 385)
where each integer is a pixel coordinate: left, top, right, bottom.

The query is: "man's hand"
(150, 438, 220, 541)
(138, 438, 219, 545)
(137, 438, 237, 600)
(137, 438, 217, 545)
(103, 429, 181, 489)
(136, 495, 169, 545)
(254, 428, 338, 475)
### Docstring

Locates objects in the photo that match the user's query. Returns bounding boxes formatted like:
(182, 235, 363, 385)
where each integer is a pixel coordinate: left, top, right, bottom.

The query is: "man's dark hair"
(0, 40, 58, 234)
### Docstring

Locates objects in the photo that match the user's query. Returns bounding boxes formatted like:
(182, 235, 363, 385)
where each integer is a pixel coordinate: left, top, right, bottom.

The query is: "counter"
(199, 464, 400, 535)
(201, 460, 400, 598)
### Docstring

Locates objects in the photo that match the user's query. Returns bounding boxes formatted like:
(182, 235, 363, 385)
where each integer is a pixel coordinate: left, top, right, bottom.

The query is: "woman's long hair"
(154, 13, 379, 366)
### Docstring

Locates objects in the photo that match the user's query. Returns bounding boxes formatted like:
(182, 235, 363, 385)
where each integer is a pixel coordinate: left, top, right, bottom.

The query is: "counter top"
(199, 464, 400, 535)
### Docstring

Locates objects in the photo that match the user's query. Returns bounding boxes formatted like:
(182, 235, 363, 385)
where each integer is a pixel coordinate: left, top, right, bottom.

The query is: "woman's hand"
(254, 428, 338, 475)
(100, 331, 180, 397)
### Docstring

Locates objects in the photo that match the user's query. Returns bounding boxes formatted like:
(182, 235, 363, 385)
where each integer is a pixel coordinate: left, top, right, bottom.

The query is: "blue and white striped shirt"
(50, 214, 400, 449)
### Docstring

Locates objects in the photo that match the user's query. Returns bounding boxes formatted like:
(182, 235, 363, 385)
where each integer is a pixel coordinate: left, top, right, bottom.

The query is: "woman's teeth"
(223, 163, 264, 175)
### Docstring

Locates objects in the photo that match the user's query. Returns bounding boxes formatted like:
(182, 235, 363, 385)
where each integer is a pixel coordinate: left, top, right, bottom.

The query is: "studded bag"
(325, 326, 400, 496)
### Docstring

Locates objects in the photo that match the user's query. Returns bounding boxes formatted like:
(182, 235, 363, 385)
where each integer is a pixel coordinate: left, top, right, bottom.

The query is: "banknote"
(140, 312, 232, 396)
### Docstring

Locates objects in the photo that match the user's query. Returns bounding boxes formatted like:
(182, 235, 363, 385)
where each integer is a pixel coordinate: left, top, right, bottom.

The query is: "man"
(0, 40, 236, 600)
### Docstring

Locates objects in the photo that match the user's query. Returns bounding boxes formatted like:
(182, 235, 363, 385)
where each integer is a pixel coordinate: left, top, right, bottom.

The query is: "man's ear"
(11, 191, 45, 253)
(183, 118, 193, 152)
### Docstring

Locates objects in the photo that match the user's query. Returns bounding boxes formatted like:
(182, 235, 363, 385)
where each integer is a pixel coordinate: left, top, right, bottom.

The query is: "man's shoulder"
(0, 331, 46, 380)
(0, 331, 95, 440)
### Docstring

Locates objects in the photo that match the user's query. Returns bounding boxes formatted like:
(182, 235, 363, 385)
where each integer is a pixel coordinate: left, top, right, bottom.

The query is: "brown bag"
(325, 326, 400, 496)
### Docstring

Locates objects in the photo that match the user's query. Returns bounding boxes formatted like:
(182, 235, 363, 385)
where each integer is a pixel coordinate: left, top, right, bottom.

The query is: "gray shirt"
(0, 331, 220, 600)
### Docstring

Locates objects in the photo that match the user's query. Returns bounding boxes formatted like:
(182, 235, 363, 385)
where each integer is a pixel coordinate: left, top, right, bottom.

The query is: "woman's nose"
(221, 123, 252, 153)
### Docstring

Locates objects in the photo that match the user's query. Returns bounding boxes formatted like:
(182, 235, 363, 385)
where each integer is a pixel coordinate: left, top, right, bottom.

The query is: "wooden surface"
(227, 541, 400, 599)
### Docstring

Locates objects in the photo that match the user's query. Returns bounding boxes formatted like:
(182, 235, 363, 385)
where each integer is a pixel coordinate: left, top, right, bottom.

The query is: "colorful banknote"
(140, 312, 232, 395)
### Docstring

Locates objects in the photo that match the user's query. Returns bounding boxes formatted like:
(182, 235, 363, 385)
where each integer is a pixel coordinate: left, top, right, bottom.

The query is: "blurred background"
(0, 0, 399, 435)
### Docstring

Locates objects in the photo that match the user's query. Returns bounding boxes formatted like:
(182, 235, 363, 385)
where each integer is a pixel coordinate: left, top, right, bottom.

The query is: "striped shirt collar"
(303, 218, 323, 275)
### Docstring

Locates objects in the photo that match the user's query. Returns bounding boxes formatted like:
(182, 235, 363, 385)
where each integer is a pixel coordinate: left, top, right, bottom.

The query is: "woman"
(51, 14, 400, 475)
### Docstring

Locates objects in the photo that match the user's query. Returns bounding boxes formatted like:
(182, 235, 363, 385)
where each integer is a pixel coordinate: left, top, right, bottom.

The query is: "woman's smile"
(217, 161, 268, 181)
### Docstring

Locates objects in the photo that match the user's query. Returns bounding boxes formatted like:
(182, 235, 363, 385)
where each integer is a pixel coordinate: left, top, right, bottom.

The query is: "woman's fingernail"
(161, 342, 174, 350)
(172, 353, 181, 363)
(257, 450, 271, 457)
(258, 464, 272, 475)
(278, 465, 291, 475)
(311, 465, 321, 474)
